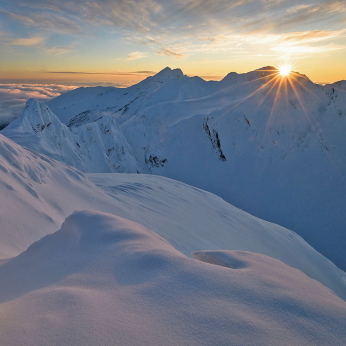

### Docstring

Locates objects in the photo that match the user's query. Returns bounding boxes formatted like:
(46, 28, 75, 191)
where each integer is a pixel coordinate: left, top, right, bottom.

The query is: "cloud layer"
(0, 77, 153, 128)
(0, 84, 78, 128)
(0, 0, 345, 60)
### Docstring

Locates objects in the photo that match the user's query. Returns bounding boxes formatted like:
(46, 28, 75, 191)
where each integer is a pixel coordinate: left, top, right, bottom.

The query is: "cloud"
(270, 29, 346, 56)
(126, 51, 148, 60)
(0, 83, 78, 128)
(0, 7, 82, 34)
(272, 43, 342, 55)
(195, 59, 210, 64)
(10, 36, 46, 46)
(41, 70, 156, 77)
(0, 9, 35, 25)
(15, 0, 159, 32)
(1, 0, 345, 63)
(0, 76, 156, 128)
(156, 48, 187, 59)
(283, 29, 346, 43)
(44, 45, 74, 55)
(13, 0, 345, 37)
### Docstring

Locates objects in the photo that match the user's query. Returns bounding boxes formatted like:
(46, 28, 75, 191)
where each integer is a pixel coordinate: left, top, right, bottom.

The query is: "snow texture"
(0, 135, 345, 300)
(0, 210, 345, 345)
(2, 66, 345, 270)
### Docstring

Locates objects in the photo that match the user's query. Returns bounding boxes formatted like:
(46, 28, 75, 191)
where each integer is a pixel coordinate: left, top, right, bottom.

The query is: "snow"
(0, 133, 116, 258)
(0, 134, 345, 301)
(0, 210, 345, 345)
(0, 107, 346, 343)
(0, 66, 345, 343)
(3, 99, 138, 173)
(3, 66, 345, 270)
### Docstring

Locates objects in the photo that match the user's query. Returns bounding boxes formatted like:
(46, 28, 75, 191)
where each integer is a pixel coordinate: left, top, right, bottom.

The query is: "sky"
(0, 0, 345, 126)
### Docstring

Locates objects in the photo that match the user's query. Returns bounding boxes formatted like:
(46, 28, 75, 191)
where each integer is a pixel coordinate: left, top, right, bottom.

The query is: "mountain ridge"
(2, 132, 346, 301)
(2, 66, 346, 270)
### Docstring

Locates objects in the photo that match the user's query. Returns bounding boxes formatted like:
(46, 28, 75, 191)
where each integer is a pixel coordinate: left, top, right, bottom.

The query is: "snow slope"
(46, 67, 220, 126)
(0, 134, 345, 299)
(4, 66, 345, 270)
(0, 133, 122, 259)
(0, 210, 345, 345)
(88, 173, 346, 300)
(3, 99, 138, 172)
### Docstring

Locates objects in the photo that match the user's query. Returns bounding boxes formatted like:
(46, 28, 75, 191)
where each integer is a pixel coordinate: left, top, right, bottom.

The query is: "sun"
(279, 64, 292, 77)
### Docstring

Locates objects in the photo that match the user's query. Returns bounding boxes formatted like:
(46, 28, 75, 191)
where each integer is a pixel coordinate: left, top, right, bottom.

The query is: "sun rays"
(279, 64, 292, 77)
(226, 63, 318, 123)
(217, 62, 322, 152)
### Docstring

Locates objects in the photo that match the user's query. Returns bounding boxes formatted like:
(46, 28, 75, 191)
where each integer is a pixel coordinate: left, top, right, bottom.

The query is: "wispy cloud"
(195, 59, 210, 64)
(1, 0, 345, 73)
(10, 36, 46, 46)
(283, 29, 346, 43)
(0, 8, 82, 34)
(126, 51, 148, 60)
(12, 0, 344, 37)
(0, 9, 35, 25)
(271, 29, 346, 56)
(272, 43, 342, 55)
(44, 44, 74, 55)
(156, 48, 187, 59)
(41, 70, 156, 77)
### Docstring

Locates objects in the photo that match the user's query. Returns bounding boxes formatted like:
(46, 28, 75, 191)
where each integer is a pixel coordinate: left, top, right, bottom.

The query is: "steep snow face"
(0, 134, 118, 258)
(323, 81, 346, 120)
(2, 67, 346, 270)
(4, 99, 84, 169)
(0, 210, 345, 346)
(69, 116, 138, 173)
(3, 100, 138, 173)
(0, 136, 345, 299)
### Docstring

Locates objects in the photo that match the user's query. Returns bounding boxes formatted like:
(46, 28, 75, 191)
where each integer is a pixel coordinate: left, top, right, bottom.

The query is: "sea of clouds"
(0, 84, 79, 129)
(0, 82, 121, 129)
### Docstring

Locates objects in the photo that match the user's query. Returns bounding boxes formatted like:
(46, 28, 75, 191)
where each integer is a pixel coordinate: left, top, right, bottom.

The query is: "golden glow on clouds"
(0, 1, 345, 83)
(10, 37, 46, 46)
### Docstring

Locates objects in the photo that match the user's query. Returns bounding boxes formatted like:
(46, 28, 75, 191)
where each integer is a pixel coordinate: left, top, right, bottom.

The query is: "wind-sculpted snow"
(0, 210, 345, 345)
(88, 173, 346, 301)
(0, 135, 345, 299)
(0, 134, 120, 258)
(1, 66, 346, 270)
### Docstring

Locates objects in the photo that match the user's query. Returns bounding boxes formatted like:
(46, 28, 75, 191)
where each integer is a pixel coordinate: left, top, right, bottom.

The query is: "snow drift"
(0, 133, 345, 300)
(0, 210, 345, 345)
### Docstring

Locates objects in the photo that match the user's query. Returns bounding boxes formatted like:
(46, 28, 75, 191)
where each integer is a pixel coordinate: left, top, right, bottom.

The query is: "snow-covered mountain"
(3, 99, 138, 172)
(1, 127, 346, 343)
(2, 67, 346, 271)
(0, 134, 345, 300)
(1, 210, 345, 345)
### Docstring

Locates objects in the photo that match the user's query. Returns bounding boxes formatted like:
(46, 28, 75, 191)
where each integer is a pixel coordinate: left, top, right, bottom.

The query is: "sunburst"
(279, 64, 292, 77)
(217, 61, 322, 155)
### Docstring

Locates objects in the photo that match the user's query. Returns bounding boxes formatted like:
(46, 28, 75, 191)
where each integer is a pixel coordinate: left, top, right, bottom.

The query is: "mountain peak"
(5, 98, 61, 134)
(255, 66, 278, 72)
(154, 67, 184, 80)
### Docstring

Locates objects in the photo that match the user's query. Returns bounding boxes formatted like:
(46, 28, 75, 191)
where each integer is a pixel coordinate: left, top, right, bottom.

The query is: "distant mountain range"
(2, 66, 346, 270)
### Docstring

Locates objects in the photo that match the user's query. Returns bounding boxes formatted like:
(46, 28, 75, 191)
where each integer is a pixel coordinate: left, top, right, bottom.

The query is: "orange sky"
(0, 1, 345, 85)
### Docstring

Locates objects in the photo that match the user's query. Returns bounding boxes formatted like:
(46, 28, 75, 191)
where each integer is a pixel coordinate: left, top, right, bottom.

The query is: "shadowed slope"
(0, 210, 345, 345)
